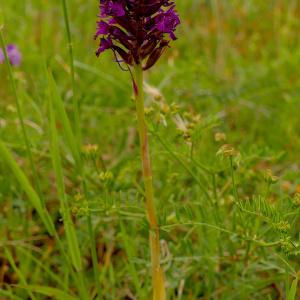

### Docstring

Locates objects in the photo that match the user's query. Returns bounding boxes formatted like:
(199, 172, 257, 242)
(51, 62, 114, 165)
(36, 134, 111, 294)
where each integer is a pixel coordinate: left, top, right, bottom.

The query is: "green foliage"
(0, 0, 299, 299)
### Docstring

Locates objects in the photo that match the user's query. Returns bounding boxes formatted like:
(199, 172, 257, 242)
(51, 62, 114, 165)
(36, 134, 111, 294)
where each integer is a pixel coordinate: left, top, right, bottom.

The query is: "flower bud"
(292, 193, 300, 207)
(217, 144, 239, 158)
(264, 169, 279, 184)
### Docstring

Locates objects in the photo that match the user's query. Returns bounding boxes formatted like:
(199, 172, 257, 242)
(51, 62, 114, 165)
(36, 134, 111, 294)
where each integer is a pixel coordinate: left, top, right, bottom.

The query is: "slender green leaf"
(0, 7, 4, 30)
(17, 248, 65, 289)
(48, 71, 80, 165)
(120, 221, 143, 298)
(0, 141, 54, 235)
(287, 278, 298, 300)
(4, 248, 36, 300)
(15, 285, 77, 300)
(48, 82, 82, 271)
(0, 289, 22, 300)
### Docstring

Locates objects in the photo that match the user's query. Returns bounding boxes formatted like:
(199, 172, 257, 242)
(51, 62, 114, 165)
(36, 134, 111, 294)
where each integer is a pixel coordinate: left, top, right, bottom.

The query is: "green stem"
(86, 208, 102, 300)
(229, 157, 239, 231)
(61, 0, 81, 145)
(230, 157, 239, 203)
(133, 64, 166, 300)
(60, 2, 101, 298)
(54, 231, 89, 300)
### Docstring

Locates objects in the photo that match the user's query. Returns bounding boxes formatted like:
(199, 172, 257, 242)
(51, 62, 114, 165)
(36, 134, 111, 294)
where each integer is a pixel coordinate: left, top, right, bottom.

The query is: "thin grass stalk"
(230, 156, 241, 232)
(120, 221, 144, 298)
(133, 64, 166, 300)
(4, 248, 37, 300)
(49, 93, 83, 272)
(60, 2, 102, 297)
(0, 141, 54, 235)
(53, 234, 89, 300)
(229, 157, 239, 203)
(60, 0, 81, 144)
(0, 289, 22, 300)
(17, 248, 65, 289)
(0, 30, 43, 202)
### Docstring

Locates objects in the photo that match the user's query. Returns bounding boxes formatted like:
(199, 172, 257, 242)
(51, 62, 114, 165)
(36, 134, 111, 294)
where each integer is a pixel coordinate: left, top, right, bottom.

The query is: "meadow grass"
(0, 0, 300, 299)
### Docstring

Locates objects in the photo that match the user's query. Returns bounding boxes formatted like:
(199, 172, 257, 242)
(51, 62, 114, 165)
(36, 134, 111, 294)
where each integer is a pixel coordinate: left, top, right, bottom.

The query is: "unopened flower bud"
(264, 169, 279, 184)
(99, 171, 114, 182)
(82, 144, 99, 160)
(74, 193, 84, 202)
(215, 132, 226, 142)
(274, 221, 290, 233)
(145, 107, 154, 116)
(217, 144, 239, 158)
(292, 193, 300, 207)
(170, 103, 180, 115)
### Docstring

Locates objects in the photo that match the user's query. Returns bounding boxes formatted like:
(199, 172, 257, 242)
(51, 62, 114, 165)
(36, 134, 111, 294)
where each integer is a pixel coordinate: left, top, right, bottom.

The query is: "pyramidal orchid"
(95, 0, 180, 70)
(95, 1, 180, 299)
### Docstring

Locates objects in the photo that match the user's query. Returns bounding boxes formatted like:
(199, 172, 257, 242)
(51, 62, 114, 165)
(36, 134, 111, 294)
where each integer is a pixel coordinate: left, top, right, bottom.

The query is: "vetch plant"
(0, 44, 21, 66)
(95, 1, 180, 299)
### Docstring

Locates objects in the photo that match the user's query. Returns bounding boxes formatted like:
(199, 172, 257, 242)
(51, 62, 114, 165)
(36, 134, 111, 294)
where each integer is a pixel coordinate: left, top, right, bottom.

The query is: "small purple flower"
(0, 44, 22, 66)
(95, 0, 180, 70)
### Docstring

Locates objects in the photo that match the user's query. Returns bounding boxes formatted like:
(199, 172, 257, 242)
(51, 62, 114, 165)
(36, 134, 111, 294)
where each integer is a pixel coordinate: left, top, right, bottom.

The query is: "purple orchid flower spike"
(0, 44, 22, 66)
(95, 0, 180, 70)
(94, 2, 180, 299)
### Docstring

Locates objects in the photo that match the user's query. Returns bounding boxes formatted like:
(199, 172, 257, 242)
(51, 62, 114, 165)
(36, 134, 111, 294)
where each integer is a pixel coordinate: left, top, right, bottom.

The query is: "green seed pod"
(292, 193, 300, 207)
(264, 169, 279, 185)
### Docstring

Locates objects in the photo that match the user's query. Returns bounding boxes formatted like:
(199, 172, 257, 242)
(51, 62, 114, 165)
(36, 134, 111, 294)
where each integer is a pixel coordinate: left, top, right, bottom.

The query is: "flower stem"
(61, 0, 81, 145)
(133, 64, 166, 300)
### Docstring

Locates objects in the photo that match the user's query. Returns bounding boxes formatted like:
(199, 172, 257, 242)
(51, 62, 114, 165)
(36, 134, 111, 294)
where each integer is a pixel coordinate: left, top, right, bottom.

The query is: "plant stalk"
(61, 0, 81, 145)
(133, 64, 166, 300)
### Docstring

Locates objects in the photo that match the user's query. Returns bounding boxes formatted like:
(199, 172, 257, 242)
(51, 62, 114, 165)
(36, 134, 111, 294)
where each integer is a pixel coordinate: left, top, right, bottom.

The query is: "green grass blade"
(48, 71, 80, 166)
(0, 141, 54, 235)
(120, 221, 143, 298)
(287, 278, 298, 300)
(4, 248, 37, 300)
(0, 289, 23, 300)
(74, 60, 128, 90)
(61, 0, 81, 145)
(15, 285, 77, 300)
(17, 248, 65, 290)
(48, 83, 82, 271)
(0, 30, 43, 201)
